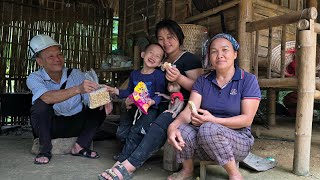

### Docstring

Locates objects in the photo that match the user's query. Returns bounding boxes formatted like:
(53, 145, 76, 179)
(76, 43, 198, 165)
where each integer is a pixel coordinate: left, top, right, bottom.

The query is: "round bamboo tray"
(179, 24, 208, 57)
(271, 41, 296, 75)
(271, 41, 320, 75)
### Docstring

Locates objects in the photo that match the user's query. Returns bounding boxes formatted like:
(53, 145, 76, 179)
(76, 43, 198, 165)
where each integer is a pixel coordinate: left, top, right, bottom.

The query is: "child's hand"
(147, 99, 155, 106)
(125, 97, 134, 109)
(106, 86, 119, 95)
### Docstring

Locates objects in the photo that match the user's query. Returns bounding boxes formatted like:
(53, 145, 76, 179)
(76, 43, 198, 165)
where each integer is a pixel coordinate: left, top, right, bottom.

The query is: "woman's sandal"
(34, 152, 52, 165)
(98, 163, 133, 180)
(71, 148, 100, 159)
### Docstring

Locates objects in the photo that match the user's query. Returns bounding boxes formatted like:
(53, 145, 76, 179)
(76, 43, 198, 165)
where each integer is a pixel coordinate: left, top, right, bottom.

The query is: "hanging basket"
(179, 24, 208, 57)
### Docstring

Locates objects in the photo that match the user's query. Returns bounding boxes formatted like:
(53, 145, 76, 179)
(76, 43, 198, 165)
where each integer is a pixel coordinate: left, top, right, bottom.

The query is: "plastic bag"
(85, 69, 111, 109)
(129, 81, 151, 114)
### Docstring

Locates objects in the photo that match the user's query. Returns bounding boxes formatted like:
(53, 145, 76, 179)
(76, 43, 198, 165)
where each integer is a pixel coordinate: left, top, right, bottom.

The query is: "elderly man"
(27, 34, 105, 164)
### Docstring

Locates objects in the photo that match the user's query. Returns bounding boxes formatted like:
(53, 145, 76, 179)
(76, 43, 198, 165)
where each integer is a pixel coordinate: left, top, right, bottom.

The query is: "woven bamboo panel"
(179, 24, 208, 57)
(0, 0, 113, 93)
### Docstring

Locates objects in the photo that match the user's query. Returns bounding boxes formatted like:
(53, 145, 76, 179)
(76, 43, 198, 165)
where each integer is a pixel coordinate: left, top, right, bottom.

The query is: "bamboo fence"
(0, 0, 113, 125)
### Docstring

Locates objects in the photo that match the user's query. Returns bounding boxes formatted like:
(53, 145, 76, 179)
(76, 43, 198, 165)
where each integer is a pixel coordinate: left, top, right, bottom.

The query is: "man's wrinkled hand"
(78, 80, 99, 94)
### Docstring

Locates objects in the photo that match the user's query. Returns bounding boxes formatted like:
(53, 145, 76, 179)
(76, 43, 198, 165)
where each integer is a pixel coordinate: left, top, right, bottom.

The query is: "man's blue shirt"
(27, 67, 88, 116)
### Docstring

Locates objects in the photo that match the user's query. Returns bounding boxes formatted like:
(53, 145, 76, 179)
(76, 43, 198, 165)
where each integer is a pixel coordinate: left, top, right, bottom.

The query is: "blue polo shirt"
(27, 67, 88, 116)
(192, 66, 261, 118)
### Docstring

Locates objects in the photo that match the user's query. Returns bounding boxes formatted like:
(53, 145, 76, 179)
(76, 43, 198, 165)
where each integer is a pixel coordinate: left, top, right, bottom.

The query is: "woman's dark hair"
(155, 19, 184, 46)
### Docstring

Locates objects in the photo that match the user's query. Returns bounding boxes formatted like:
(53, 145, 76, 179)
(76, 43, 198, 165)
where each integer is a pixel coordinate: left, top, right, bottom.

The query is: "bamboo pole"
(259, 77, 297, 88)
(182, 0, 240, 23)
(171, 0, 176, 20)
(267, 27, 272, 79)
(297, 19, 310, 30)
(314, 90, 320, 100)
(238, 0, 253, 72)
(306, 0, 317, 9)
(293, 22, 316, 176)
(155, 0, 165, 24)
(254, 32, 259, 77)
(267, 89, 276, 126)
(315, 22, 320, 34)
(297, 19, 320, 34)
(246, 7, 318, 32)
(133, 45, 141, 70)
(259, 77, 320, 90)
(280, 25, 287, 78)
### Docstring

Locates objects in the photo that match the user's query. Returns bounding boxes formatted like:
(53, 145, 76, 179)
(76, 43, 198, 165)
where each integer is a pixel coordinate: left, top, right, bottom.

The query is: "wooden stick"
(182, 0, 240, 23)
(280, 25, 287, 78)
(293, 24, 316, 176)
(267, 27, 272, 79)
(246, 7, 318, 32)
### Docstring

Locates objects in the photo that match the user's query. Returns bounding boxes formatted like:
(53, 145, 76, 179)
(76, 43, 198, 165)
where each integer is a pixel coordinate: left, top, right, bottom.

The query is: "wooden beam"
(297, 20, 320, 34)
(315, 23, 320, 34)
(246, 7, 318, 32)
(182, 0, 240, 23)
(258, 78, 298, 88)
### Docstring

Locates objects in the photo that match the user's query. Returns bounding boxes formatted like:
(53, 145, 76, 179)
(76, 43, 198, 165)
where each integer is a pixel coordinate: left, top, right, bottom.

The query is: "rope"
(133, 108, 142, 125)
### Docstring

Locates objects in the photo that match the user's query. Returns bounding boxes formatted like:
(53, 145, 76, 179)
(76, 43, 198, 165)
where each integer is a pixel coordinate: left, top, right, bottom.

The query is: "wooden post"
(171, 0, 176, 20)
(293, 20, 316, 176)
(155, 0, 165, 23)
(267, 89, 276, 126)
(238, 0, 253, 72)
(133, 45, 141, 70)
(306, 0, 317, 9)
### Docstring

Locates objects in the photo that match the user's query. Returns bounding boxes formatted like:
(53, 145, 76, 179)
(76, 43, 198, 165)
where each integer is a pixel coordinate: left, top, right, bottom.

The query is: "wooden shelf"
(95, 67, 133, 73)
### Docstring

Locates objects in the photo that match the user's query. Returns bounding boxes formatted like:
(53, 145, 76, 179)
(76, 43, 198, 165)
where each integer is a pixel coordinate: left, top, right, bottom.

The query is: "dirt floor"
(0, 117, 320, 180)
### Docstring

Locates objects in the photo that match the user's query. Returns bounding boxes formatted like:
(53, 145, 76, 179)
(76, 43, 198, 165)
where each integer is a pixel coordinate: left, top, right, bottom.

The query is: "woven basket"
(271, 41, 296, 74)
(179, 24, 208, 57)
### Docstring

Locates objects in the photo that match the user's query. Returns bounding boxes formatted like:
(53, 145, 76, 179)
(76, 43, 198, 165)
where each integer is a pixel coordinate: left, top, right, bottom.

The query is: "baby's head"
(141, 43, 165, 68)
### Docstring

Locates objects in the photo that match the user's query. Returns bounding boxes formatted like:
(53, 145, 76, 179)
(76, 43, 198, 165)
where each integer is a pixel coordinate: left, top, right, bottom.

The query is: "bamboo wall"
(0, 0, 114, 125)
(0, 0, 113, 93)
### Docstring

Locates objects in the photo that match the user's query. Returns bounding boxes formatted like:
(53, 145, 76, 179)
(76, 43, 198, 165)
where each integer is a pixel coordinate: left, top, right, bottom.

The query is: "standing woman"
(167, 33, 261, 180)
(98, 19, 203, 180)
